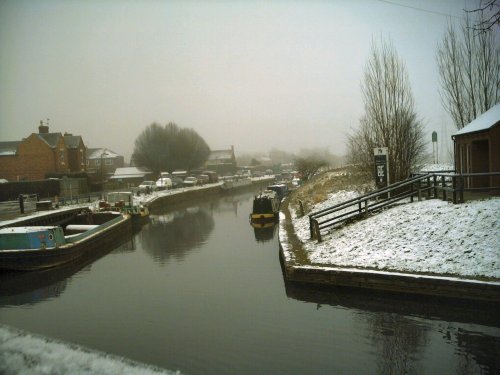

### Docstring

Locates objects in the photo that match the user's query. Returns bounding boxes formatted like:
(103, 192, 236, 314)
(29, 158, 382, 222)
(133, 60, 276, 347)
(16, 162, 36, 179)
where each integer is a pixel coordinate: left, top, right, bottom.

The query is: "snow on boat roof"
(454, 103, 500, 136)
(0, 226, 59, 234)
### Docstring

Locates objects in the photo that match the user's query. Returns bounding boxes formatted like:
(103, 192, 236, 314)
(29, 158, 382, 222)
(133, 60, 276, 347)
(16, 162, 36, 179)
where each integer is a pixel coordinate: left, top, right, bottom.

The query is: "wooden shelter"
(452, 104, 500, 190)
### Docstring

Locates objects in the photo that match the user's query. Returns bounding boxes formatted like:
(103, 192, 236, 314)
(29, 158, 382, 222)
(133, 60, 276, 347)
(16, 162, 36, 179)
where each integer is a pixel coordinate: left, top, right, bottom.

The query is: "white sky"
(0, 0, 470, 162)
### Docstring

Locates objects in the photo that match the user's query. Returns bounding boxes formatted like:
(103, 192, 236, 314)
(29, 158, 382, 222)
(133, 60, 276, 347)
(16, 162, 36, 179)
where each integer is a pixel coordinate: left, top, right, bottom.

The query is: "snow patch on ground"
(0, 325, 181, 375)
(418, 163, 454, 172)
(291, 192, 500, 279)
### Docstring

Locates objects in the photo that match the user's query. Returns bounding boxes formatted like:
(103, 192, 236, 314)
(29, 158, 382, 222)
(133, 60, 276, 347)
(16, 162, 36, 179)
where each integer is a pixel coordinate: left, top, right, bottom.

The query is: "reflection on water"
(250, 221, 277, 243)
(1, 190, 499, 375)
(0, 234, 135, 307)
(284, 280, 500, 374)
(141, 206, 214, 264)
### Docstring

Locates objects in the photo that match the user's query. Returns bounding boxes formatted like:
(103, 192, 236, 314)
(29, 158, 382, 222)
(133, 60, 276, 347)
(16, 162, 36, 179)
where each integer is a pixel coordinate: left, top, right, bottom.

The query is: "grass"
(288, 167, 374, 216)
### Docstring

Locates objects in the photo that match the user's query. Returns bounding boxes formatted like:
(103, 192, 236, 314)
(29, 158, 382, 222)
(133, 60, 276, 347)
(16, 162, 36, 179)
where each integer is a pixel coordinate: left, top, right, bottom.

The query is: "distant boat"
(267, 183, 289, 200)
(221, 176, 252, 191)
(0, 210, 131, 271)
(250, 190, 280, 222)
(99, 191, 149, 228)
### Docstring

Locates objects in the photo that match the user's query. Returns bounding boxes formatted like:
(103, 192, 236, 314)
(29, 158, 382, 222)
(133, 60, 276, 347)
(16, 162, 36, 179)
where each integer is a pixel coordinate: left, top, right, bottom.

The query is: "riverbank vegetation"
(288, 167, 373, 216)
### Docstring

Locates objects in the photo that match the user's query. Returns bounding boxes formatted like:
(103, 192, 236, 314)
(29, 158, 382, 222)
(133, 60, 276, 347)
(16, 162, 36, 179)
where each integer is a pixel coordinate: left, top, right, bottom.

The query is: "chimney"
(38, 120, 49, 134)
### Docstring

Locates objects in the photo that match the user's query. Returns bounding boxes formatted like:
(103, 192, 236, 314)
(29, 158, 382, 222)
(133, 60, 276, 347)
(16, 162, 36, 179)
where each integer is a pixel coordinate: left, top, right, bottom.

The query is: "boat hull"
(0, 213, 131, 271)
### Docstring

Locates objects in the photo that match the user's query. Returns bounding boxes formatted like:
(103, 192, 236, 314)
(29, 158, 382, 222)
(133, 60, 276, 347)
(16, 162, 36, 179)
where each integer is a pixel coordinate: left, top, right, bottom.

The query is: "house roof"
(454, 104, 500, 136)
(86, 148, 121, 159)
(208, 149, 234, 161)
(37, 133, 63, 148)
(0, 141, 21, 156)
(110, 167, 151, 180)
(64, 135, 84, 149)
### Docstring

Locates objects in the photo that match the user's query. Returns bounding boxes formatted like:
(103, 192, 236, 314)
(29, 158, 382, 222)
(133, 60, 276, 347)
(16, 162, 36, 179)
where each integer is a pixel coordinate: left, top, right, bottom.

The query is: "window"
(105, 158, 113, 165)
(95, 159, 101, 166)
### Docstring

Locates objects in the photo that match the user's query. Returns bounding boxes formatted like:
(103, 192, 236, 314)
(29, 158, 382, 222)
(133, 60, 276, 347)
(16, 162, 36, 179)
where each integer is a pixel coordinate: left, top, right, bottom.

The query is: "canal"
(1, 189, 499, 374)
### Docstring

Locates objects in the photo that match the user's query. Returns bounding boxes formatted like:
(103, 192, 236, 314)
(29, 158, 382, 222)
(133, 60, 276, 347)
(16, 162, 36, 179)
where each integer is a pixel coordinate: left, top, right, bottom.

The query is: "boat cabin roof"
(0, 226, 59, 234)
(256, 190, 277, 200)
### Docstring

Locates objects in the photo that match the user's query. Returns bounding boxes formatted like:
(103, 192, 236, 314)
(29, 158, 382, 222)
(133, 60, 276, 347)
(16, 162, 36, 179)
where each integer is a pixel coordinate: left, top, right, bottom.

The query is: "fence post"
(426, 176, 431, 199)
(309, 216, 314, 239)
(313, 219, 322, 243)
(433, 175, 437, 198)
(358, 201, 362, 215)
(452, 175, 457, 204)
(298, 200, 305, 217)
(410, 181, 414, 203)
(442, 176, 446, 201)
(364, 200, 368, 217)
(19, 194, 24, 214)
(457, 175, 464, 203)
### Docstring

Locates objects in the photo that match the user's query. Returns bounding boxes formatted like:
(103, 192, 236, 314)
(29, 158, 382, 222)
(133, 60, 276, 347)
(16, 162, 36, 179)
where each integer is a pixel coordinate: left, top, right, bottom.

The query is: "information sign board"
(373, 147, 389, 188)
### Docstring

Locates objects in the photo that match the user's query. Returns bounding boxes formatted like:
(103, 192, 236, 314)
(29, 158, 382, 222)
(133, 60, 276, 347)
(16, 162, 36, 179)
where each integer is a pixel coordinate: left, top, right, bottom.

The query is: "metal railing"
(308, 171, 500, 243)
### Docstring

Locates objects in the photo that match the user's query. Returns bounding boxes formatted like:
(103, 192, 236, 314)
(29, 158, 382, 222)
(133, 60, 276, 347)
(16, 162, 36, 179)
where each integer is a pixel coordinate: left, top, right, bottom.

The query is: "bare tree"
(294, 156, 328, 181)
(132, 122, 210, 175)
(466, 0, 500, 33)
(347, 38, 426, 183)
(437, 10, 499, 129)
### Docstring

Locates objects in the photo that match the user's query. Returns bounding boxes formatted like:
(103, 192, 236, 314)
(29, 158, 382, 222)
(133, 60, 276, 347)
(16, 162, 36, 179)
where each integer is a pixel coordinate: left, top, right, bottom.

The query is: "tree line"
(347, 6, 498, 182)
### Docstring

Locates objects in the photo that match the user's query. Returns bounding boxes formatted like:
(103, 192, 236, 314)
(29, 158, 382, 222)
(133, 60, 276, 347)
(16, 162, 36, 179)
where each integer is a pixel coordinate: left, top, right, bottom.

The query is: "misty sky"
(0, 0, 470, 162)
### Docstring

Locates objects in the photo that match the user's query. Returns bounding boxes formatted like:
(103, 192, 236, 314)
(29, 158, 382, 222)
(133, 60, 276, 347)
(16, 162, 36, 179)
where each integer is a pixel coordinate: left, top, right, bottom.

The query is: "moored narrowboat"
(99, 191, 149, 228)
(0, 210, 131, 271)
(250, 190, 280, 222)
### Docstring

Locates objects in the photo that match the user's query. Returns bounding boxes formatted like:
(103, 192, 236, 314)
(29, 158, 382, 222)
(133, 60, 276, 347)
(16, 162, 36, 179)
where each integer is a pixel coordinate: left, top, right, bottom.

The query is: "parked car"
(138, 180, 156, 193)
(155, 177, 172, 190)
(183, 176, 198, 187)
(197, 174, 209, 185)
(202, 171, 219, 183)
(171, 177, 184, 189)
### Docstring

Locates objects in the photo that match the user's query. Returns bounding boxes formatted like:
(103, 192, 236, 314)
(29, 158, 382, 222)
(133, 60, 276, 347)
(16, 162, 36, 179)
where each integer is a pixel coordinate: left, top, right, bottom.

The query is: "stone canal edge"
(278, 197, 500, 303)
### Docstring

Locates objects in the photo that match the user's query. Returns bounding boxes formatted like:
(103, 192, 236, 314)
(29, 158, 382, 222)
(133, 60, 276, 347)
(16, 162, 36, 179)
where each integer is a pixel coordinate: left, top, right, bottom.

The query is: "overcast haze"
(0, 0, 469, 163)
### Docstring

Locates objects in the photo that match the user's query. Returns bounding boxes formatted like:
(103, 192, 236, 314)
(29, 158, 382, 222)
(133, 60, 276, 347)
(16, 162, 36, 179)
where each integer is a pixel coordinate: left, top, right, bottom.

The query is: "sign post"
(373, 147, 389, 191)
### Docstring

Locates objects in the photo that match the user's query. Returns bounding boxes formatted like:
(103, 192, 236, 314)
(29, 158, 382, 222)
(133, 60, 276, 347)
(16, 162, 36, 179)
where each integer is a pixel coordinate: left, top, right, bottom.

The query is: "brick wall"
(0, 134, 69, 181)
(68, 142, 86, 173)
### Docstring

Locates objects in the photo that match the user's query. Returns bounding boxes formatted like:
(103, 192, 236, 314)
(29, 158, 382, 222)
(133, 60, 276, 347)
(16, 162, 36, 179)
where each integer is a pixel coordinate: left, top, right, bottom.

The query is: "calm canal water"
(1, 189, 499, 374)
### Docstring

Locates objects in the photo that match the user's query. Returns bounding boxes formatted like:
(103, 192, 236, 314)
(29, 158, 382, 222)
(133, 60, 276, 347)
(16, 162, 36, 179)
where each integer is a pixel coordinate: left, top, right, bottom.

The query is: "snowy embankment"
(0, 325, 180, 375)
(290, 192, 500, 280)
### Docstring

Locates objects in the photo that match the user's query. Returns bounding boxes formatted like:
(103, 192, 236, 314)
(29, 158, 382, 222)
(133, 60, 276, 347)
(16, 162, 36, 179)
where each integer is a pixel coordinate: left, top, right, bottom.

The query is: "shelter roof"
(208, 149, 234, 161)
(455, 104, 500, 136)
(111, 167, 152, 179)
(86, 148, 121, 159)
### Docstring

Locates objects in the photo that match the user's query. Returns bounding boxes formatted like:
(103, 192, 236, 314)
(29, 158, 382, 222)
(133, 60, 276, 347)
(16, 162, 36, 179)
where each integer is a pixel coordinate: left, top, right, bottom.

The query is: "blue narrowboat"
(0, 210, 131, 271)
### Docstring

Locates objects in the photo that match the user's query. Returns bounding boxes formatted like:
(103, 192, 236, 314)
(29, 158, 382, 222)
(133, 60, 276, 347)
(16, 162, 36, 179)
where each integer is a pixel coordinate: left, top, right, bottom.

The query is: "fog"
(0, 0, 467, 163)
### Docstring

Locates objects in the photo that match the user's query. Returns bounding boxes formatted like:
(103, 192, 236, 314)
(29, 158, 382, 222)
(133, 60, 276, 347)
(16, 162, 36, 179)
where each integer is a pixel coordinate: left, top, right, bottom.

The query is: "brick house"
(86, 148, 124, 183)
(64, 133, 86, 173)
(0, 122, 72, 181)
(205, 146, 237, 175)
(452, 104, 500, 189)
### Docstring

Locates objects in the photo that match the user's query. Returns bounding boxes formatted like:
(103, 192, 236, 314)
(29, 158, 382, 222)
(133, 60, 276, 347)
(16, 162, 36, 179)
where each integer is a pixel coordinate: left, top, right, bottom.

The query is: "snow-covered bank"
(0, 325, 180, 375)
(290, 193, 500, 280)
